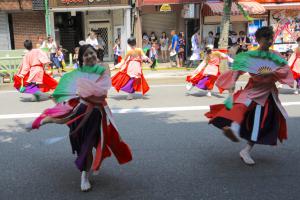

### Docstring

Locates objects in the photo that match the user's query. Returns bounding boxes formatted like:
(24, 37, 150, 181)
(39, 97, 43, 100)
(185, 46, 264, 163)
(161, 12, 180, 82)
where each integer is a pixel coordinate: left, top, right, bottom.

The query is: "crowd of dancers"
(13, 26, 300, 192)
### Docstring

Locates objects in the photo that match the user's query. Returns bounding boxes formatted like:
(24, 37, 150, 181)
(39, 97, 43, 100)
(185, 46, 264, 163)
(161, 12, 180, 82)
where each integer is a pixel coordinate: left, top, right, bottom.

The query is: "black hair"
(78, 44, 99, 67)
(255, 26, 274, 41)
(204, 47, 212, 54)
(297, 37, 300, 43)
(24, 40, 33, 50)
(127, 37, 136, 46)
(179, 32, 184, 38)
(209, 31, 213, 35)
(161, 32, 167, 39)
(239, 31, 245, 35)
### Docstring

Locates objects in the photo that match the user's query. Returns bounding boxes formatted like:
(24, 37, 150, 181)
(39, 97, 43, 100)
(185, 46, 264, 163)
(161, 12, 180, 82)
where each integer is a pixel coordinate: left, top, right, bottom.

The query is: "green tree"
(218, 0, 233, 72)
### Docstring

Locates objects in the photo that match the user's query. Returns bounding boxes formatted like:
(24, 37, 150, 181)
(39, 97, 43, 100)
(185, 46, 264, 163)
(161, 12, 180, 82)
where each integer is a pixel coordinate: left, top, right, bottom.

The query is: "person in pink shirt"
(14, 40, 58, 101)
(205, 27, 294, 165)
(288, 37, 300, 94)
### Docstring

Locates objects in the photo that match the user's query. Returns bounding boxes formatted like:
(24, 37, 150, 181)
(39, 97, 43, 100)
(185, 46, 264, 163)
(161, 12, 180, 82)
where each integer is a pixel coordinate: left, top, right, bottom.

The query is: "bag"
(170, 50, 177, 57)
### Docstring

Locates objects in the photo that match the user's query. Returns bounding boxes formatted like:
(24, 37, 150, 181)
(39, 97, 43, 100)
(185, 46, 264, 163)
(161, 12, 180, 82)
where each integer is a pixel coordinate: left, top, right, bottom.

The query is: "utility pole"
(45, 0, 51, 36)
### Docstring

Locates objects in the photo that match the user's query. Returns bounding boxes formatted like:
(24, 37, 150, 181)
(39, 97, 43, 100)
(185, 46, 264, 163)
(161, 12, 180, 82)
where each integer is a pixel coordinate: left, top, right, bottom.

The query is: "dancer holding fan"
(288, 37, 300, 94)
(14, 40, 58, 101)
(112, 37, 151, 100)
(26, 44, 132, 192)
(205, 27, 294, 165)
(186, 45, 233, 97)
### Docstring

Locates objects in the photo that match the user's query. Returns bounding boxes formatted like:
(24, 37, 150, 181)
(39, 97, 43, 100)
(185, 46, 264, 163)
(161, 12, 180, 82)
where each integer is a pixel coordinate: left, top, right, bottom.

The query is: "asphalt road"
(0, 78, 300, 200)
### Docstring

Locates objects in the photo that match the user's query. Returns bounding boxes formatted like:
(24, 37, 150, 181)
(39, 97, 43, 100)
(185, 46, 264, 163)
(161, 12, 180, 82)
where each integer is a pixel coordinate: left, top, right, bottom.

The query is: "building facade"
(49, 0, 131, 61)
(135, 0, 201, 56)
(0, 0, 46, 50)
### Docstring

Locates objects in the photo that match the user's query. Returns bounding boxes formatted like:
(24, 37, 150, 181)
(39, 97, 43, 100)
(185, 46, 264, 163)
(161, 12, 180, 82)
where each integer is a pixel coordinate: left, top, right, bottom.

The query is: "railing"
(0, 57, 22, 84)
(0, 50, 25, 84)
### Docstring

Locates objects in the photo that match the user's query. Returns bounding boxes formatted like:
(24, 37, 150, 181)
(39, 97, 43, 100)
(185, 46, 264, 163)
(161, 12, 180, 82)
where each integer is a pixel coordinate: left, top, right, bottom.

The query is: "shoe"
(222, 126, 239, 142)
(81, 171, 92, 192)
(127, 94, 134, 100)
(186, 83, 194, 91)
(294, 90, 299, 95)
(206, 91, 212, 97)
(239, 149, 255, 165)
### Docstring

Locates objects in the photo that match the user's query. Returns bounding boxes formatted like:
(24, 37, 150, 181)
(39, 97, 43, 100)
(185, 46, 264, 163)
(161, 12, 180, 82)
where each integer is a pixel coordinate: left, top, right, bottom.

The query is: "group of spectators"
(204, 30, 251, 54)
(36, 35, 66, 76)
(141, 29, 253, 68)
(35, 31, 107, 75)
(142, 30, 186, 68)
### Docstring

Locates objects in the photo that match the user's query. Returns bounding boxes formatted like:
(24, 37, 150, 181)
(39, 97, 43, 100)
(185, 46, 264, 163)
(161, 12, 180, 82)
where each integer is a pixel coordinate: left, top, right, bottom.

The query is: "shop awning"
(203, 1, 266, 16)
(136, 0, 200, 7)
(262, 2, 300, 10)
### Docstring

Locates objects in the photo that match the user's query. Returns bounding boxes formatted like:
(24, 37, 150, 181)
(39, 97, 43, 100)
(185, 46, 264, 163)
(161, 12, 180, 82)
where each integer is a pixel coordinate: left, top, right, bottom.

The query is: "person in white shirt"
(41, 36, 57, 71)
(85, 31, 99, 50)
(204, 31, 215, 46)
(190, 29, 201, 67)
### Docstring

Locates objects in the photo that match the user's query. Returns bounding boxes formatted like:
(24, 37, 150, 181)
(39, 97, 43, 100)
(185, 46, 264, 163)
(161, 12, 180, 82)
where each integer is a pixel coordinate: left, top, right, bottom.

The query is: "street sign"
(160, 4, 171, 12)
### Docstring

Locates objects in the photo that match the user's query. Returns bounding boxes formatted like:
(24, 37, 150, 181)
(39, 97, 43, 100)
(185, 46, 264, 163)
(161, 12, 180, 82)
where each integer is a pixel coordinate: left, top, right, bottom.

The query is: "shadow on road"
(0, 112, 299, 199)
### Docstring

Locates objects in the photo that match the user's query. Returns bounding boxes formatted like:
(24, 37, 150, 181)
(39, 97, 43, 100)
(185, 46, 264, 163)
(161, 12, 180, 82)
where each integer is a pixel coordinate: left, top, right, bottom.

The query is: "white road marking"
(1, 102, 300, 119)
(0, 90, 18, 94)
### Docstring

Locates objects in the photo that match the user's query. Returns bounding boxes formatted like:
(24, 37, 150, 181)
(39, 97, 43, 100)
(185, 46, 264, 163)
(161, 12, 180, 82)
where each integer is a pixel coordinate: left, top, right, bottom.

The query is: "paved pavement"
(0, 78, 300, 200)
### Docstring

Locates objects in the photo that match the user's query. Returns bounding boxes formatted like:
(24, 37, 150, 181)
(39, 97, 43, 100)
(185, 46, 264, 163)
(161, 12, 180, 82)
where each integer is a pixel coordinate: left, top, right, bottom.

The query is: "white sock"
(230, 122, 240, 135)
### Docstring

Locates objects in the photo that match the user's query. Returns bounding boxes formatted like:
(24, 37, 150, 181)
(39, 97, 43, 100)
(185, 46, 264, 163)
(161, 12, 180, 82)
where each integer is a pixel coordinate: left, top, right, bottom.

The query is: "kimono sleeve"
(216, 70, 243, 91)
(18, 55, 30, 77)
(274, 65, 294, 88)
(38, 50, 51, 65)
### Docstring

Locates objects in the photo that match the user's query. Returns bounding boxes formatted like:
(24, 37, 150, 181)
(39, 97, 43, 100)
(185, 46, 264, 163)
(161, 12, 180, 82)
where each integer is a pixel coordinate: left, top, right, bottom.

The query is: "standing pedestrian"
(204, 31, 215, 46)
(113, 38, 122, 66)
(97, 33, 106, 62)
(85, 31, 99, 50)
(41, 36, 57, 72)
(36, 36, 45, 49)
(159, 32, 169, 63)
(150, 31, 158, 43)
(236, 31, 251, 54)
(178, 32, 186, 67)
(169, 30, 180, 67)
(189, 29, 201, 67)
